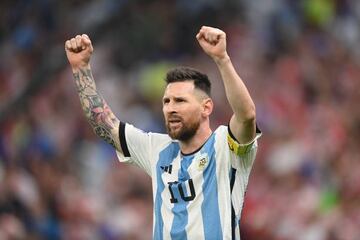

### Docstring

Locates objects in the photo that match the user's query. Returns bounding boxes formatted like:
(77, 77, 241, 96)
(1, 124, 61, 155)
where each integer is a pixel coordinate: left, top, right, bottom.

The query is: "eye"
(175, 97, 186, 103)
(163, 98, 170, 104)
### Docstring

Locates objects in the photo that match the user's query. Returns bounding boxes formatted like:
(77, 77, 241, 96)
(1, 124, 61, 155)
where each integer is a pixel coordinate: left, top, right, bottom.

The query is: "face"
(162, 81, 207, 141)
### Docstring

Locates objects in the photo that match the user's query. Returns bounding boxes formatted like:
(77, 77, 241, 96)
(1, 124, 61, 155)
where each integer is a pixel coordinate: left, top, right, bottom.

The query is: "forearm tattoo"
(73, 68, 119, 149)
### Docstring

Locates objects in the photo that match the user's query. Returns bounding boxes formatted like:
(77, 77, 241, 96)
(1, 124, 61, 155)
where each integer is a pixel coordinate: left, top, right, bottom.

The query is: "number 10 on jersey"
(167, 179, 196, 203)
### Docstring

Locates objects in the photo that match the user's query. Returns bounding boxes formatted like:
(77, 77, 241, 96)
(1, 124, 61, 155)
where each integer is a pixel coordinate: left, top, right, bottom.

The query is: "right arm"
(65, 34, 122, 152)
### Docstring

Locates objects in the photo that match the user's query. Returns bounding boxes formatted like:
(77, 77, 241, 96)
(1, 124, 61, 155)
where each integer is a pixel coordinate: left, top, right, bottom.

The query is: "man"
(65, 26, 261, 240)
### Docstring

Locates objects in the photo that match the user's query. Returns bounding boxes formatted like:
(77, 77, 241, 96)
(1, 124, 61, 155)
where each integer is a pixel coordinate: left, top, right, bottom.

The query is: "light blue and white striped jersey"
(116, 122, 261, 240)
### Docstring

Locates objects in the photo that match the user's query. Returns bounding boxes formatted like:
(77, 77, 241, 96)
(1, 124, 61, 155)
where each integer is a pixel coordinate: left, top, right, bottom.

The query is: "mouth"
(167, 118, 182, 128)
(169, 121, 181, 127)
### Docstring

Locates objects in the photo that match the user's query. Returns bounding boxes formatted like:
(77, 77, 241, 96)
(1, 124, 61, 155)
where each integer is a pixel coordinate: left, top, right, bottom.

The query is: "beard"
(166, 118, 200, 141)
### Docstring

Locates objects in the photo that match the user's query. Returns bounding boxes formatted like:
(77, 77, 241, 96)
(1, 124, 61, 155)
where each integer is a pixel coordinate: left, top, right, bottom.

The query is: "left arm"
(196, 26, 256, 143)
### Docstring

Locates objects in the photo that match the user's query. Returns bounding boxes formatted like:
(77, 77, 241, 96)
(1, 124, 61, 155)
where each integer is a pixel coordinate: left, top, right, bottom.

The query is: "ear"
(201, 98, 213, 117)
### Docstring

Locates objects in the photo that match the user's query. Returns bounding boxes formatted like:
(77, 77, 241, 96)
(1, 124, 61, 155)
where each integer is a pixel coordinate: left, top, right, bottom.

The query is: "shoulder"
(214, 125, 228, 134)
(125, 123, 175, 148)
(213, 125, 229, 140)
(149, 132, 175, 147)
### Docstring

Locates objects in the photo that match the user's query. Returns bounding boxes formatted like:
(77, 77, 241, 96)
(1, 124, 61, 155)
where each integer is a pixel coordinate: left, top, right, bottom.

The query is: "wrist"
(214, 53, 230, 66)
(71, 63, 90, 73)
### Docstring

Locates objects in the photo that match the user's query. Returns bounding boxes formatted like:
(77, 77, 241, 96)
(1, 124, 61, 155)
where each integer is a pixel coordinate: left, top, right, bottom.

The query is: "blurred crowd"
(1, 0, 360, 239)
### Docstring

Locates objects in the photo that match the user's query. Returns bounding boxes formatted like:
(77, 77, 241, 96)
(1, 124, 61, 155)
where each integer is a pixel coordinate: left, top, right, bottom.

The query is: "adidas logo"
(160, 165, 172, 174)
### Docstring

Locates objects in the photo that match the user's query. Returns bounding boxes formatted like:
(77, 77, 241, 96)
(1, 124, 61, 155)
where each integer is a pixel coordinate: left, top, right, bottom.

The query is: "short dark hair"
(165, 67, 211, 96)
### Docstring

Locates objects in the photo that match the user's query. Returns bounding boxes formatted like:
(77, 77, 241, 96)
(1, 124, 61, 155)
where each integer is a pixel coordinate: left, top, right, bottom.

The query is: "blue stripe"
(170, 155, 194, 240)
(201, 133, 222, 239)
(154, 142, 180, 240)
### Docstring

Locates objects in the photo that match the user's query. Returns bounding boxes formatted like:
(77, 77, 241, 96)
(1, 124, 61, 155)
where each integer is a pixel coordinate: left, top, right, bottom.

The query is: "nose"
(163, 101, 177, 115)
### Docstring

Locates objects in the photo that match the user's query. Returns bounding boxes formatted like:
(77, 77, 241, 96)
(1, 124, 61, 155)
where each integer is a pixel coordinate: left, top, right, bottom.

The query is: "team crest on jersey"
(196, 153, 209, 171)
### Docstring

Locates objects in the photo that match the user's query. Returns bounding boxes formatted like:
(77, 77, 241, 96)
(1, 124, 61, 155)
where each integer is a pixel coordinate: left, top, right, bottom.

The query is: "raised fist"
(196, 26, 228, 62)
(65, 34, 93, 70)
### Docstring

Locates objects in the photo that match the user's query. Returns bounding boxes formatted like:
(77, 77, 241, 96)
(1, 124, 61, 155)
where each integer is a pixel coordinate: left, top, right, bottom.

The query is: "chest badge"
(197, 153, 209, 171)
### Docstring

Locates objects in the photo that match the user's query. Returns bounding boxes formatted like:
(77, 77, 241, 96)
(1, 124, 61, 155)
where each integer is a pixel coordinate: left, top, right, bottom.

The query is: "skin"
(65, 34, 121, 151)
(196, 26, 256, 144)
(65, 26, 256, 155)
(162, 81, 213, 154)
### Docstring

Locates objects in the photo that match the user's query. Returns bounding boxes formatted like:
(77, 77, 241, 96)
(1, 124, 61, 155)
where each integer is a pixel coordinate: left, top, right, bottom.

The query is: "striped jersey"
(116, 122, 261, 240)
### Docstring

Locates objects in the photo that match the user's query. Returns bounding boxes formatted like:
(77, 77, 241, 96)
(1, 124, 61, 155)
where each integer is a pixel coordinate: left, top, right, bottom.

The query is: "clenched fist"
(196, 26, 229, 63)
(65, 34, 93, 70)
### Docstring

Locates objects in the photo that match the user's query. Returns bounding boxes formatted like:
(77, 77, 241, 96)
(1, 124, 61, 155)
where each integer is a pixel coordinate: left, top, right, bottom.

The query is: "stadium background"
(1, 0, 360, 239)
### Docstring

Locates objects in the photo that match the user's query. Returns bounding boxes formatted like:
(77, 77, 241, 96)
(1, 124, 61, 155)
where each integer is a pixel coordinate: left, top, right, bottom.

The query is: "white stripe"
(232, 141, 258, 219)
(151, 139, 159, 236)
(235, 221, 241, 240)
(215, 127, 233, 239)
(160, 152, 181, 240)
(152, 165, 158, 235)
(231, 172, 245, 220)
(186, 152, 205, 239)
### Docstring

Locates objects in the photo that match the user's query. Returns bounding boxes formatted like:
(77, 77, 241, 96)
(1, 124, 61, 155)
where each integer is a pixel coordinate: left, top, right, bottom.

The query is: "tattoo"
(94, 126, 117, 149)
(73, 67, 119, 149)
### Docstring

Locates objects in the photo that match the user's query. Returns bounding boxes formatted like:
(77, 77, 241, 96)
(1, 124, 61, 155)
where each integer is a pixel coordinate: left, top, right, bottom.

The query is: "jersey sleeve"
(227, 125, 262, 170)
(223, 125, 262, 222)
(115, 122, 153, 176)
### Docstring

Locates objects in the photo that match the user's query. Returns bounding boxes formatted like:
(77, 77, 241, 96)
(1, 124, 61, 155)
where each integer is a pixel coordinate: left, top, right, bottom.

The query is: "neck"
(179, 123, 212, 155)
